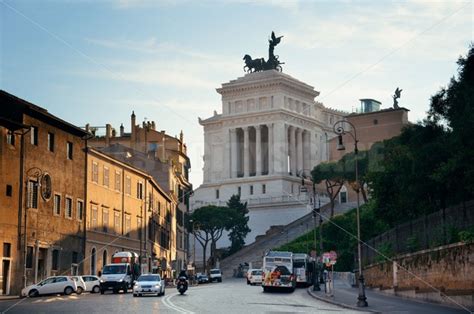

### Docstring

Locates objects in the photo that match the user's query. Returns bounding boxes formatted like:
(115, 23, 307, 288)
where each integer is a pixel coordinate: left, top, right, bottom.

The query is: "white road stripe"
(162, 291, 195, 314)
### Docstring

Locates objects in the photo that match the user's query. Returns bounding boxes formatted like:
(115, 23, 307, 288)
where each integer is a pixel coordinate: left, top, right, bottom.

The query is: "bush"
(459, 227, 474, 243)
(406, 235, 419, 252)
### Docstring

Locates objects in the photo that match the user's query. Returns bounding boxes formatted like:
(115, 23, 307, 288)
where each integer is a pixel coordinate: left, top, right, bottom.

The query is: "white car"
(133, 274, 165, 297)
(248, 269, 263, 285)
(21, 276, 77, 297)
(81, 275, 101, 293)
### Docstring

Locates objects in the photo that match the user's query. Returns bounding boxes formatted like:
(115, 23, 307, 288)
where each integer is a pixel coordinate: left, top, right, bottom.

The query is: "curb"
(306, 288, 379, 313)
(0, 296, 20, 301)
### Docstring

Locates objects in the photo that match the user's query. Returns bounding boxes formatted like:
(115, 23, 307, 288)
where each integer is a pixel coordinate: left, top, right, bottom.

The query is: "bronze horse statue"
(243, 54, 265, 73)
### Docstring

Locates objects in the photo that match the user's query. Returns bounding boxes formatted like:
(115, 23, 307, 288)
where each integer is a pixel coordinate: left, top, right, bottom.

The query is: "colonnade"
(229, 124, 313, 178)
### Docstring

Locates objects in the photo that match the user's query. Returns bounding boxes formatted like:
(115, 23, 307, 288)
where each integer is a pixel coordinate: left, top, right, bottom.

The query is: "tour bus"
(262, 251, 296, 292)
(292, 253, 314, 287)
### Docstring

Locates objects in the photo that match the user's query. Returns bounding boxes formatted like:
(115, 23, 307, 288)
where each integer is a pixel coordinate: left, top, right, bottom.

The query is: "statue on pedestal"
(393, 87, 402, 109)
(243, 31, 285, 73)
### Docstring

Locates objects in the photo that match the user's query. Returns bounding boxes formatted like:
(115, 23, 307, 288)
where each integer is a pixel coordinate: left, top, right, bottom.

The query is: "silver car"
(133, 274, 165, 297)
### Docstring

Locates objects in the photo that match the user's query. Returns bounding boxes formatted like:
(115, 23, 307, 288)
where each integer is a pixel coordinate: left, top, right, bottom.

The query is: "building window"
(125, 215, 131, 236)
(66, 142, 73, 160)
(125, 176, 131, 195)
(262, 184, 266, 194)
(250, 185, 254, 195)
(6, 130, 15, 146)
(6, 185, 12, 197)
(26, 246, 33, 268)
(54, 194, 61, 216)
(137, 182, 143, 199)
(65, 197, 73, 219)
(52, 249, 59, 270)
(27, 180, 38, 209)
(373, 119, 378, 125)
(3, 243, 11, 257)
(103, 167, 109, 187)
(91, 206, 98, 229)
(30, 126, 38, 145)
(115, 171, 121, 192)
(47, 132, 55, 152)
(77, 200, 84, 221)
(215, 189, 219, 199)
(114, 211, 120, 234)
(92, 162, 99, 183)
(102, 208, 109, 232)
(237, 186, 241, 196)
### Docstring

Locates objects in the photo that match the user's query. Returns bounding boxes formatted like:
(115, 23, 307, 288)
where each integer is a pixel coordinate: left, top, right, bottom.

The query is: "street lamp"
(333, 120, 368, 307)
(297, 170, 322, 292)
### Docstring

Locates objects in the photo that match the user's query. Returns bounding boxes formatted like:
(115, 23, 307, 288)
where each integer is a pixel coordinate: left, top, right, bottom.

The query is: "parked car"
(209, 269, 222, 283)
(246, 269, 258, 285)
(248, 269, 263, 285)
(71, 276, 86, 294)
(21, 276, 77, 298)
(196, 273, 209, 284)
(81, 275, 101, 293)
(133, 274, 165, 297)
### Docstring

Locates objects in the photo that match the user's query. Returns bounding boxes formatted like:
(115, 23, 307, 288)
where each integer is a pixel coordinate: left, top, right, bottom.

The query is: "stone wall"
(364, 242, 474, 298)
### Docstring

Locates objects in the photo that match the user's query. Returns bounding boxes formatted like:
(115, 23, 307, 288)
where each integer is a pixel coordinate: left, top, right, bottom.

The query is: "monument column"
(256, 125, 262, 176)
(267, 123, 274, 174)
(230, 128, 238, 178)
(296, 128, 303, 174)
(244, 126, 250, 177)
(289, 126, 296, 176)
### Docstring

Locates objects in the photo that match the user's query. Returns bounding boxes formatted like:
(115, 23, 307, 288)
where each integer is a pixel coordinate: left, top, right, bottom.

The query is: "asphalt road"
(0, 278, 363, 314)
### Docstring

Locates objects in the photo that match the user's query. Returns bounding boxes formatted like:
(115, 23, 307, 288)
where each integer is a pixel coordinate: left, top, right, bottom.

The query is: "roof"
(348, 107, 409, 118)
(0, 90, 88, 137)
(266, 251, 293, 258)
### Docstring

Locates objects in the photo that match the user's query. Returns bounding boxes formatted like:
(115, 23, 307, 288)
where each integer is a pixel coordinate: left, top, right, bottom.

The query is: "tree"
(226, 195, 251, 254)
(338, 150, 370, 203)
(188, 205, 231, 272)
(428, 45, 474, 204)
(312, 161, 346, 217)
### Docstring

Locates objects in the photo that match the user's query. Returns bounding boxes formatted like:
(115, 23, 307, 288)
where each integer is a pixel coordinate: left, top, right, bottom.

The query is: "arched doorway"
(339, 185, 348, 203)
(91, 248, 96, 275)
(102, 249, 108, 268)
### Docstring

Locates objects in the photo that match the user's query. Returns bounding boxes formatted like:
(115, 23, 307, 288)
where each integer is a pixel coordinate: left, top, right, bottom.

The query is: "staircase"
(219, 201, 361, 278)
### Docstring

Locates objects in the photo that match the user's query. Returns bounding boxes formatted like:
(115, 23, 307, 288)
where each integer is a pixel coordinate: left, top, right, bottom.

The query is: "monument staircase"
(219, 201, 358, 278)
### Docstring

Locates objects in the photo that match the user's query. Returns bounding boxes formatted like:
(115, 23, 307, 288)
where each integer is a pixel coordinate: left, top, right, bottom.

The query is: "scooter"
(177, 276, 188, 295)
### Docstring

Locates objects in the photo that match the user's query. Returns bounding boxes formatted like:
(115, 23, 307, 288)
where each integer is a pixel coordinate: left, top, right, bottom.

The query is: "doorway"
(2, 260, 11, 295)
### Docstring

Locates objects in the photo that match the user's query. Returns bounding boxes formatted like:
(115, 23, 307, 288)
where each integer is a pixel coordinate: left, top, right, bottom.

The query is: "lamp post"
(24, 167, 44, 288)
(298, 170, 321, 291)
(333, 120, 368, 307)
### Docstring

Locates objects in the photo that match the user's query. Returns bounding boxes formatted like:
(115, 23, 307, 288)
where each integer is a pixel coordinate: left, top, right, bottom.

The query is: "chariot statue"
(243, 31, 285, 73)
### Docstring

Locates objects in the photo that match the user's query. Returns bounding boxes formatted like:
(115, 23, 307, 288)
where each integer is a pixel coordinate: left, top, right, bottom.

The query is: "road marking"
(162, 292, 195, 314)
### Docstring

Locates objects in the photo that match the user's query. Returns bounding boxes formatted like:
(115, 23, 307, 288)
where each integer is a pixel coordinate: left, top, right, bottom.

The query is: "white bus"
(292, 253, 313, 287)
(262, 251, 296, 292)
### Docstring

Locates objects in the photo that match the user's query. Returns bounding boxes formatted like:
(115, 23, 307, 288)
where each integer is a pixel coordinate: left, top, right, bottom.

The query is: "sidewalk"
(307, 280, 472, 314)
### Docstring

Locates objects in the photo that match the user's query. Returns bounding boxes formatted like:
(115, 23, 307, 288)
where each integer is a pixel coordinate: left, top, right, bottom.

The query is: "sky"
(1, 0, 472, 187)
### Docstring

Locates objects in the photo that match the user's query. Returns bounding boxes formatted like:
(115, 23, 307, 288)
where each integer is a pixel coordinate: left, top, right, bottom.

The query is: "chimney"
(105, 124, 112, 146)
(120, 123, 124, 136)
(131, 111, 136, 143)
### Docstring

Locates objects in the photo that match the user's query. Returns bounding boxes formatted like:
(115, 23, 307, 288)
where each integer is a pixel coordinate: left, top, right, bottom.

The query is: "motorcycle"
(177, 276, 188, 295)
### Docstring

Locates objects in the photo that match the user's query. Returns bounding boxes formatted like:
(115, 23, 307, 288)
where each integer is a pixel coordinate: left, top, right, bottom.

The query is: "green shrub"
(375, 242, 393, 263)
(459, 227, 474, 243)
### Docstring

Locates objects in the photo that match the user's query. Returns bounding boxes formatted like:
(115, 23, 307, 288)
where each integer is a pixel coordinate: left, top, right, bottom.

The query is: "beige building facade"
(87, 113, 192, 273)
(84, 148, 174, 277)
(0, 90, 87, 295)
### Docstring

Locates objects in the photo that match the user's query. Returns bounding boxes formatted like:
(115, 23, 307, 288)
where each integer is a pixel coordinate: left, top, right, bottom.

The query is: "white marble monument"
(191, 70, 345, 250)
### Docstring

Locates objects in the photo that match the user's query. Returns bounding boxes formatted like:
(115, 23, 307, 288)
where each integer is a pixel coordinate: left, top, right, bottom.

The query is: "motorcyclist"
(178, 269, 188, 280)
